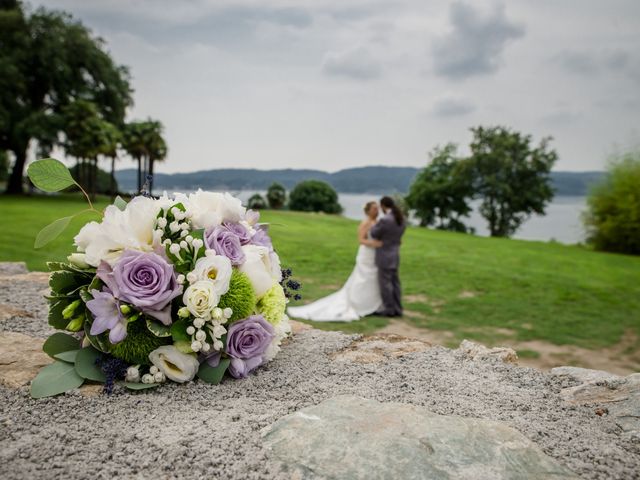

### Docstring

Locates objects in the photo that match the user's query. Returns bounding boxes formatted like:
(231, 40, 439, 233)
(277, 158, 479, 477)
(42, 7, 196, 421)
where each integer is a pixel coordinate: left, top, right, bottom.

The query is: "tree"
(0, 150, 7, 183)
(406, 144, 474, 232)
(467, 126, 557, 237)
(288, 180, 343, 214)
(266, 182, 286, 209)
(247, 193, 267, 210)
(123, 120, 166, 195)
(583, 151, 640, 255)
(0, 2, 132, 194)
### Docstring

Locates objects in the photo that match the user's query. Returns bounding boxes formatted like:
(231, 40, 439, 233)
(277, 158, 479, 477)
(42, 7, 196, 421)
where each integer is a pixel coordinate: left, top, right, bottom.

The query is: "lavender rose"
(226, 315, 275, 378)
(205, 225, 246, 265)
(250, 227, 273, 252)
(97, 249, 182, 325)
(222, 221, 252, 245)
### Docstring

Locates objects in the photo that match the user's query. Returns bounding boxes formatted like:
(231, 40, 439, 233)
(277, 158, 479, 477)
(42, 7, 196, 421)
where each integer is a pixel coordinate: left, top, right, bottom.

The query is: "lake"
(231, 191, 588, 245)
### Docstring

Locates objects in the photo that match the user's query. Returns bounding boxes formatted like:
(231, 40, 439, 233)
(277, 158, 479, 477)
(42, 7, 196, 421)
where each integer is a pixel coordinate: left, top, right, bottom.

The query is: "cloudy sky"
(38, 0, 640, 173)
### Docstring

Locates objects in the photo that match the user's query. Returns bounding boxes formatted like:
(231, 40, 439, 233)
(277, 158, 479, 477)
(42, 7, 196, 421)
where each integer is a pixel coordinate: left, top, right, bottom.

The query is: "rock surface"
(0, 263, 639, 479)
(330, 333, 431, 363)
(458, 339, 518, 364)
(0, 332, 52, 388)
(263, 395, 578, 479)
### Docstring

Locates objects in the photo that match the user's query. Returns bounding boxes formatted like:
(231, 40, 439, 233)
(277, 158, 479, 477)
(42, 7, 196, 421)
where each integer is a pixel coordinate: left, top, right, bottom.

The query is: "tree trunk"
(110, 156, 116, 200)
(137, 157, 142, 193)
(148, 158, 154, 196)
(90, 158, 97, 201)
(5, 146, 27, 194)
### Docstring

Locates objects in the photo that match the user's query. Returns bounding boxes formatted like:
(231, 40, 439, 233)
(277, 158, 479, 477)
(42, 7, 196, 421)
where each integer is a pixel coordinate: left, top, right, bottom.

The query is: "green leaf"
(174, 340, 193, 354)
(170, 318, 190, 343)
(34, 216, 73, 249)
(48, 298, 73, 329)
(113, 196, 128, 211)
(197, 358, 230, 385)
(49, 270, 88, 295)
(120, 381, 160, 391)
(75, 347, 106, 382)
(83, 318, 111, 353)
(54, 350, 79, 363)
(43, 332, 80, 358)
(27, 158, 76, 192)
(146, 317, 171, 337)
(30, 360, 85, 398)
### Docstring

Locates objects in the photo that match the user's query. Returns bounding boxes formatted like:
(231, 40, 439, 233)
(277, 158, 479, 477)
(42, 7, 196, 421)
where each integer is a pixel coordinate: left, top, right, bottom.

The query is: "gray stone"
(262, 396, 578, 480)
(331, 333, 431, 364)
(0, 331, 52, 388)
(458, 339, 518, 364)
(0, 261, 28, 275)
(551, 366, 622, 383)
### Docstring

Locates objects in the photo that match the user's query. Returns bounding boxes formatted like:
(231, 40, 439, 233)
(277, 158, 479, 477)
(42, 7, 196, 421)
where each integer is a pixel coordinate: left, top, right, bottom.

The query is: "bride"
(287, 201, 383, 322)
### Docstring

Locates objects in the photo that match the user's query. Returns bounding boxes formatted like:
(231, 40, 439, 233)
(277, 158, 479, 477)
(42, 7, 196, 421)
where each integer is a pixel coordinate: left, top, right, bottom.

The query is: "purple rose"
(222, 221, 252, 245)
(226, 315, 275, 378)
(205, 225, 246, 265)
(86, 289, 127, 344)
(250, 227, 273, 252)
(97, 250, 182, 325)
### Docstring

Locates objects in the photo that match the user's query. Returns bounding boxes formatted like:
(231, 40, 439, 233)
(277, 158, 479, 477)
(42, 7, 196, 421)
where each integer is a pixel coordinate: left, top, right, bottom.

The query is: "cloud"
(432, 2, 525, 80)
(432, 94, 476, 116)
(322, 46, 381, 80)
(557, 48, 640, 81)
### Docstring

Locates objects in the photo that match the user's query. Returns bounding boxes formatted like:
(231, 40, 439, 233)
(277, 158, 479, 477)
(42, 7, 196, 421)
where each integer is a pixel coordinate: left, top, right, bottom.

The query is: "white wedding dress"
(287, 239, 382, 322)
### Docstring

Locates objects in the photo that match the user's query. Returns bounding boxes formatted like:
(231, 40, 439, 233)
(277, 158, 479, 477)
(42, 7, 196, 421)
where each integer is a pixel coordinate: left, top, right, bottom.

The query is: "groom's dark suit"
(370, 212, 406, 316)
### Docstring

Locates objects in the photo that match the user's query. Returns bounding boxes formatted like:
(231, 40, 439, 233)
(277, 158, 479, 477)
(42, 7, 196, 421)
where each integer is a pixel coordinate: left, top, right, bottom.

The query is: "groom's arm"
(370, 217, 387, 240)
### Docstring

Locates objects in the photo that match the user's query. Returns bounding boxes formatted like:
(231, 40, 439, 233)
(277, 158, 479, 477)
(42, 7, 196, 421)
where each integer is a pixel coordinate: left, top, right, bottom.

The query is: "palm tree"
(123, 119, 167, 195)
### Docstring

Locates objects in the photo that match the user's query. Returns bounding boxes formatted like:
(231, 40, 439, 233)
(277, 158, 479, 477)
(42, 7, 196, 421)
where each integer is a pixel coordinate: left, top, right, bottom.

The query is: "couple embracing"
(288, 196, 406, 322)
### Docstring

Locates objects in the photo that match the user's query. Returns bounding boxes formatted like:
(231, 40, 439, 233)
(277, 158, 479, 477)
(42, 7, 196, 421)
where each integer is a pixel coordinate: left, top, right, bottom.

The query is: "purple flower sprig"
(280, 268, 302, 301)
(95, 355, 129, 394)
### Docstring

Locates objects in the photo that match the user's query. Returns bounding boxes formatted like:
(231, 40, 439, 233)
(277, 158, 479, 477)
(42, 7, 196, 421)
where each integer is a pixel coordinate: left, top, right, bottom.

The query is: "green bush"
(288, 180, 342, 214)
(266, 182, 286, 209)
(584, 151, 640, 255)
(247, 193, 267, 210)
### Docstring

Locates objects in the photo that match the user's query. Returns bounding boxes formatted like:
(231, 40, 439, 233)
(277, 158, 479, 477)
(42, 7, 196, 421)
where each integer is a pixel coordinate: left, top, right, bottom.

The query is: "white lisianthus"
(263, 315, 292, 362)
(186, 189, 246, 229)
(190, 252, 232, 295)
(148, 346, 199, 383)
(183, 280, 220, 319)
(74, 196, 161, 267)
(239, 245, 281, 298)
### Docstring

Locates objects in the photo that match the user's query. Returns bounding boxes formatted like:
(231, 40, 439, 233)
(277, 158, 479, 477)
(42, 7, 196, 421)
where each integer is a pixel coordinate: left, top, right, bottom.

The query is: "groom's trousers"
(378, 268, 402, 316)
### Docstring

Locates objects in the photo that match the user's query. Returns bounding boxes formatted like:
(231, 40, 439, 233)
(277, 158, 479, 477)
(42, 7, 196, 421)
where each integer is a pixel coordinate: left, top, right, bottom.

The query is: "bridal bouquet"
(27, 160, 298, 398)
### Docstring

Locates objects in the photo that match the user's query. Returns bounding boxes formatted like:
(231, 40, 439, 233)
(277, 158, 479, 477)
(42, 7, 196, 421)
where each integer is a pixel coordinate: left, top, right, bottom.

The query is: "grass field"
(2, 195, 640, 370)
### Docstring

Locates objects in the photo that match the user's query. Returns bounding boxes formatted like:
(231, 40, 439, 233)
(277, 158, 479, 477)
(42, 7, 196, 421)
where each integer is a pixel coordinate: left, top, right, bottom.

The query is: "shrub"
(266, 182, 286, 209)
(247, 193, 267, 210)
(584, 151, 640, 255)
(288, 180, 342, 214)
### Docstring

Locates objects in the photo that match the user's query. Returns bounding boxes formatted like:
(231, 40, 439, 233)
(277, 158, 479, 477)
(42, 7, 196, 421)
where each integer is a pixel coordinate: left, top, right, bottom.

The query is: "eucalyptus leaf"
(113, 195, 127, 211)
(120, 381, 159, 391)
(146, 317, 172, 337)
(34, 216, 73, 249)
(27, 158, 76, 192)
(197, 358, 230, 385)
(43, 332, 80, 358)
(54, 349, 79, 363)
(75, 346, 106, 382)
(30, 360, 85, 398)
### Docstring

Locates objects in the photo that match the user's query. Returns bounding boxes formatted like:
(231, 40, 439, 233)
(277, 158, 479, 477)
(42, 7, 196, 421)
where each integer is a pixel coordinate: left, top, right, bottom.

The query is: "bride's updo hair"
(364, 201, 377, 215)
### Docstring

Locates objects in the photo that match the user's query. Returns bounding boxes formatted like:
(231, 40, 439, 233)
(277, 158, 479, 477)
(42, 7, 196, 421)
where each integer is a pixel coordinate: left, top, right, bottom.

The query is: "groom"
(370, 196, 406, 317)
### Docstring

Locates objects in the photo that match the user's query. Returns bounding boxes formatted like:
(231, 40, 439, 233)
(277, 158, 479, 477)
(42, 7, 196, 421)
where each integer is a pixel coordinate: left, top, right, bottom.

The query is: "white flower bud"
(155, 229, 164, 238)
(193, 318, 205, 328)
(195, 330, 206, 341)
(169, 243, 181, 255)
(201, 342, 210, 352)
(180, 222, 190, 231)
(180, 240, 188, 249)
(192, 238, 204, 249)
(178, 306, 190, 318)
(191, 340, 202, 352)
(176, 274, 185, 285)
(163, 238, 172, 246)
(157, 217, 167, 228)
(180, 229, 188, 238)
(213, 340, 223, 351)
(185, 235, 194, 244)
(150, 366, 159, 375)
(169, 221, 180, 233)
(186, 272, 197, 283)
(141, 374, 154, 384)
(125, 366, 140, 383)
(223, 307, 233, 319)
(212, 307, 223, 320)
(171, 207, 181, 218)
(154, 372, 164, 383)
(186, 326, 195, 335)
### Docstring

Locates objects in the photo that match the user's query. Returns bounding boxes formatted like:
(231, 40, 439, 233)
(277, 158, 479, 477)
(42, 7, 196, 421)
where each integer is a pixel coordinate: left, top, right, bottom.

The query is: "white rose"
(238, 245, 280, 298)
(263, 315, 292, 362)
(183, 280, 220, 319)
(74, 196, 161, 267)
(185, 190, 246, 229)
(67, 253, 90, 269)
(190, 253, 232, 295)
(148, 346, 199, 383)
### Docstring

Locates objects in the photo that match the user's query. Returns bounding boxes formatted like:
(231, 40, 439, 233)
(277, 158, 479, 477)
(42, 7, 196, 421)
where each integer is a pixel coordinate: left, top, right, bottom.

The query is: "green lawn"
(2, 195, 639, 352)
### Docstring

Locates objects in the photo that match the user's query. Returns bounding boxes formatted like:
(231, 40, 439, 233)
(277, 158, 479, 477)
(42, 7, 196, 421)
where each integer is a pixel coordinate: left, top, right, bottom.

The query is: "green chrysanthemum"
(110, 318, 171, 365)
(218, 270, 256, 322)
(256, 283, 286, 325)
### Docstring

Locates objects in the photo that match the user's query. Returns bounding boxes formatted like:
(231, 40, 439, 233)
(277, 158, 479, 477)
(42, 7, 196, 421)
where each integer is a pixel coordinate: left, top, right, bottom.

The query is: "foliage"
(247, 193, 267, 210)
(467, 126, 557, 237)
(406, 144, 474, 232)
(217, 270, 257, 322)
(0, 150, 7, 182)
(584, 151, 640, 255)
(3, 197, 640, 360)
(266, 182, 286, 209)
(288, 180, 343, 214)
(69, 163, 118, 195)
(122, 120, 167, 194)
(109, 318, 172, 365)
(0, 2, 132, 194)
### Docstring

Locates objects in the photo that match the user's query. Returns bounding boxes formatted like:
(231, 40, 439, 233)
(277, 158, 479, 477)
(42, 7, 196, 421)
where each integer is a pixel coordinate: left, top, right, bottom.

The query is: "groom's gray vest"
(370, 213, 406, 270)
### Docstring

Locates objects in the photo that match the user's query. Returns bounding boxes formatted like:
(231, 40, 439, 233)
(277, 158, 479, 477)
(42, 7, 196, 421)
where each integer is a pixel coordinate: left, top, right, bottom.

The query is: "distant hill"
(115, 166, 604, 196)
